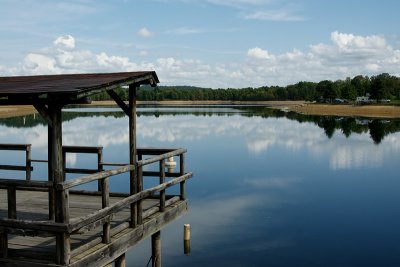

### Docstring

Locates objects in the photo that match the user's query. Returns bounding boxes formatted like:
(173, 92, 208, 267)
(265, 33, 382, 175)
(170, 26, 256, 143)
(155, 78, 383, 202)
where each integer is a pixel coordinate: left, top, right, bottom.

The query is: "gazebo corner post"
(129, 84, 138, 228)
(47, 101, 70, 265)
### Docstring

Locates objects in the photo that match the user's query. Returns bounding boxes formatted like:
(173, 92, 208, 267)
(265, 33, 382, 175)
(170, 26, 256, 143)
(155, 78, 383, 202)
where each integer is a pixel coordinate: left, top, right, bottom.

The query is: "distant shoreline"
(0, 100, 399, 119)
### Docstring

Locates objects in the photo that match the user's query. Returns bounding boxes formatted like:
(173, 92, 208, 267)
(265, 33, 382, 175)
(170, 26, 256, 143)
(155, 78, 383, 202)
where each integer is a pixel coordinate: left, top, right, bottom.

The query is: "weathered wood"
(0, 179, 52, 188)
(106, 89, 129, 116)
(62, 146, 103, 154)
(137, 149, 186, 167)
(0, 165, 33, 171)
(0, 143, 34, 182)
(180, 153, 186, 200)
(101, 178, 110, 244)
(0, 218, 68, 233)
(129, 85, 137, 228)
(69, 200, 187, 267)
(101, 162, 128, 167)
(0, 144, 31, 151)
(7, 186, 17, 219)
(26, 145, 32, 180)
(114, 253, 126, 267)
(47, 102, 70, 265)
(159, 160, 166, 212)
(137, 147, 180, 155)
(57, 165, 134, 191)
(0, 232, 8, 258)
(137, 165, 143, 225)
(142, 171, 181, 178)
(67, 173, 192, 233)
(33, 102, 52, 127)
(151, 231, 161, 267)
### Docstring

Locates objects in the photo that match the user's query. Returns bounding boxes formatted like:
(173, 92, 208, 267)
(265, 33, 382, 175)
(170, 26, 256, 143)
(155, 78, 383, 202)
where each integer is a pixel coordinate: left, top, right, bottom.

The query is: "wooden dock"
(0, 146, 192, 267)
(0, 72, 193, 266)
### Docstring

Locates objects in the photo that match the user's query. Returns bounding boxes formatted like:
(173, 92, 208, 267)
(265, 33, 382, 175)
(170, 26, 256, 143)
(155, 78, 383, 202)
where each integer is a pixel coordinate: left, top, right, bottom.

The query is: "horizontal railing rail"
(0, 144, 32, 180)
(56, 165, 134, 191)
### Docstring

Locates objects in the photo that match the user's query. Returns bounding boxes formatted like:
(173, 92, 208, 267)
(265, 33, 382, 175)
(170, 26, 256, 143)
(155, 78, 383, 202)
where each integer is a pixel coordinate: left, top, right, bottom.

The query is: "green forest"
(91, 73, 400, 103)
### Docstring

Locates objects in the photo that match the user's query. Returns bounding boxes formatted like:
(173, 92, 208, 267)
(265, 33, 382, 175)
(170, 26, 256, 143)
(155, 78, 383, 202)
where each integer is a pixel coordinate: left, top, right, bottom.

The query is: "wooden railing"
(0, 144, 32, 180)
(0, 146, 192, 264)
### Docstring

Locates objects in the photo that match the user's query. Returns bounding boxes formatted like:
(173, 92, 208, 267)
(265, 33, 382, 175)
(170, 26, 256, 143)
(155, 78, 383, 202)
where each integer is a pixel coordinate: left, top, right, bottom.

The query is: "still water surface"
(1, 106, 399, 267)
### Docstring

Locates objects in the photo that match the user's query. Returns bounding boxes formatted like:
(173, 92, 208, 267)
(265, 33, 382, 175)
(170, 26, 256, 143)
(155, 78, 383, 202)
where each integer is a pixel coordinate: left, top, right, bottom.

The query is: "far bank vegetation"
(92, 73, 400, 104)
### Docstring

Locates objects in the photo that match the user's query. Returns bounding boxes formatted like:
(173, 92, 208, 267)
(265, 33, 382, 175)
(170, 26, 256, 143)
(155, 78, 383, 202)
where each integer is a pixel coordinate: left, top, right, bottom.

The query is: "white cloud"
(1, 32, 400, 88)
(54, 35, 75, 50)
(137, 27, 153, 38)
(247, 47, 274, 60)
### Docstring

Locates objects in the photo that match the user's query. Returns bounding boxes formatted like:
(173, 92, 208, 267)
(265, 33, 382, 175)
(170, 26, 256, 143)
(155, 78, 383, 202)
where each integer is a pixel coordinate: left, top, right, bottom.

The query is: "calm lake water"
(1, 106, 400, 267)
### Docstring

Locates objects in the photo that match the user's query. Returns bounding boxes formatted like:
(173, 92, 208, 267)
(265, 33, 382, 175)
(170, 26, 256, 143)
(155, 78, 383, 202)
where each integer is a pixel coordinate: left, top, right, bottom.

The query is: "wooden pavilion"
(0, 72, 193, 266)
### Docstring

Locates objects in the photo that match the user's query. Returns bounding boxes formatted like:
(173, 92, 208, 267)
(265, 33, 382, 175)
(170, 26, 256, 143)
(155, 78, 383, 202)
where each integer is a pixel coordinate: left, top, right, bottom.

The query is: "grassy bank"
(1, 101, 400, 119)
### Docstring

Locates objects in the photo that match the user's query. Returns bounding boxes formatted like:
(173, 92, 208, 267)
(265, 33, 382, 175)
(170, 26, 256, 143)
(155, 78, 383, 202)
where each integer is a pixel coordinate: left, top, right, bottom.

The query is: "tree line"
(91, 73, 400, 102)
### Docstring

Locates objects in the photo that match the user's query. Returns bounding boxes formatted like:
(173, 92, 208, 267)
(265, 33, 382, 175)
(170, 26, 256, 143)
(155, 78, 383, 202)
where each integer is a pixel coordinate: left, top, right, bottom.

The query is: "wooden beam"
(107, 89, 129, 116)
(32, 102, 52, 127)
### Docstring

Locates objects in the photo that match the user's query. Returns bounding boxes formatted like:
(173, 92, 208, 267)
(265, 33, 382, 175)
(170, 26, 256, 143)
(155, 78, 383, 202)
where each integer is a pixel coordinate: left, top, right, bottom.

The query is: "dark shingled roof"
(0, 71, 159, 104)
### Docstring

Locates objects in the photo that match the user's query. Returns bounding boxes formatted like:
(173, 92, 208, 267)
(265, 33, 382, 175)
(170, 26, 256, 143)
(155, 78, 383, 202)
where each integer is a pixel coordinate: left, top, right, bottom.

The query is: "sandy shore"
(0, 101, 399, 119)
(0, 105, 38, 119)
(291, 103, 400, 118)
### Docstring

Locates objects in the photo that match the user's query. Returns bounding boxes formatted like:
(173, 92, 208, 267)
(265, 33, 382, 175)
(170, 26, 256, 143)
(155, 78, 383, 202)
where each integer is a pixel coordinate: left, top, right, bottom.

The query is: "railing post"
(137, 164, 143, 225)
(159, 159, 166, 212)
(56, 188, 70, 265)
(179, 153, 186, 200)
(26, 144, 32, 181)
(0, 231, 8, 258)
(101, 177, 111, 244)
(98, 148, 104, 191)
(7, 186, 17, 219)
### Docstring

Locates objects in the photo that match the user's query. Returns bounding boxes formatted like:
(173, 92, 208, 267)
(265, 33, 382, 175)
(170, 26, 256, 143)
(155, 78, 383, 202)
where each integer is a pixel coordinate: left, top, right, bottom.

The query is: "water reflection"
(1, 107, 399, 171)
(1, 106, 400, 266)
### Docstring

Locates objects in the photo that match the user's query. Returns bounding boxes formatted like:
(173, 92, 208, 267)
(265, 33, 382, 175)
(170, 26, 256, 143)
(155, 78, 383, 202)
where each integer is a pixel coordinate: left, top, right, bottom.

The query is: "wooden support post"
(48, 120, 55, 221)
(180, 154, 186, 200)
(26, 144, 32, 180)
(129, 85, 138, 228)
(48, 102, 70, 265)
(7, 186, 16, 219)
(102, 177, 111, 244)
(152, 231, 161, 267)
(159, 160, 165, 212)
(115, 253, 126, 267)
(0, 232, 8, 258)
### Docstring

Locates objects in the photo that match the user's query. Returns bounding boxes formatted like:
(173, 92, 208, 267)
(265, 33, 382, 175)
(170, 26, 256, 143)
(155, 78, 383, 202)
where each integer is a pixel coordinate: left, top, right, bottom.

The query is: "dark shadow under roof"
(0, 71, 159, 105)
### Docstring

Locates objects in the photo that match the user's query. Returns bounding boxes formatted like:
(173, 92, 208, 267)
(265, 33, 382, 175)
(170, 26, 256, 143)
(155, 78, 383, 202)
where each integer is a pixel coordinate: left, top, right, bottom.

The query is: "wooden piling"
(152, 231, 161, 267)
(184, 224, 191, 255)
(115, 253, 126, 267)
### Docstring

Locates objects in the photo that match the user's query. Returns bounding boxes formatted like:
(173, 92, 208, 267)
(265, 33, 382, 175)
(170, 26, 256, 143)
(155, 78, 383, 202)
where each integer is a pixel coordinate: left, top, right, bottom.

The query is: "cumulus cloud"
(54, 35, 76, 50)
(10, 35, 143, 76)
(247, 47, 274, 60)
(137, 27, 153, 38)
(1, 31, 400, 88)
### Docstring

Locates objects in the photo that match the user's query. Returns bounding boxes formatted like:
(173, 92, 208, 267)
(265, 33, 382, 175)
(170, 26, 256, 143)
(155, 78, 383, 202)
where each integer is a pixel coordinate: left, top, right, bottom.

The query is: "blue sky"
(0, 0, 399, 88)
